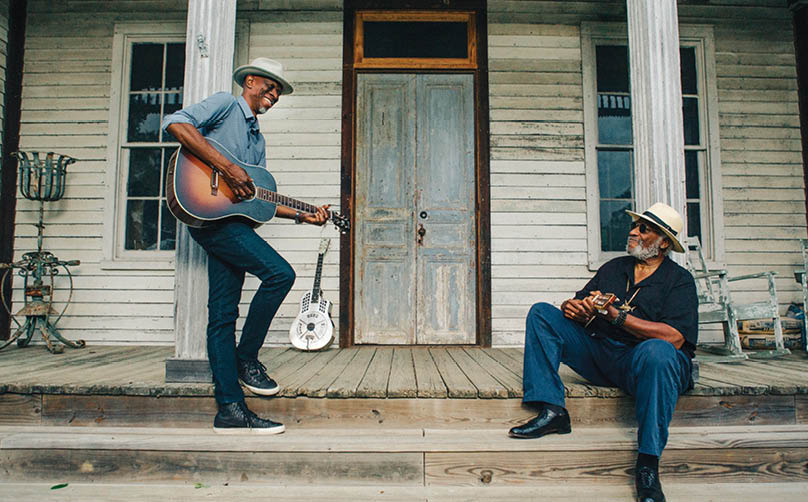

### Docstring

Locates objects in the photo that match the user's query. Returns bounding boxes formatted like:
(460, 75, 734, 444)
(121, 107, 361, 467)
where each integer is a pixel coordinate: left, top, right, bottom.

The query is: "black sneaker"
(237, 358, 280, 396)
(213, 401, 285, 434)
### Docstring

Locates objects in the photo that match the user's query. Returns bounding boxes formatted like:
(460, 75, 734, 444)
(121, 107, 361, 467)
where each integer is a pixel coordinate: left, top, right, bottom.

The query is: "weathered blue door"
(355, 74, 476, 344)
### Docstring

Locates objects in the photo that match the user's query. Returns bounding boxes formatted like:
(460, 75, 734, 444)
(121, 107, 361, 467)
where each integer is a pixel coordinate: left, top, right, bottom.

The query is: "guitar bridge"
(210, 170, 219, 196)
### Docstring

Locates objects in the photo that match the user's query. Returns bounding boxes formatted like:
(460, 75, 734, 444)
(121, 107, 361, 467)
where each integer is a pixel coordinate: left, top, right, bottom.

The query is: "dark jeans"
(522, 302, 692, 456)
(188, 221, 295, 404)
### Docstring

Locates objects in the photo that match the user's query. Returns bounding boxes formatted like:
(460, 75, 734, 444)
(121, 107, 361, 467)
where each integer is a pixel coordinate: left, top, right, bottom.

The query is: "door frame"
(339, 0, 491, 347)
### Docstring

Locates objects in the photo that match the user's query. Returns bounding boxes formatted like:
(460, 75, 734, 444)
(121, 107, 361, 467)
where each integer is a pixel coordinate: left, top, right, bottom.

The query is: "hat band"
(642, 211, 678, 236)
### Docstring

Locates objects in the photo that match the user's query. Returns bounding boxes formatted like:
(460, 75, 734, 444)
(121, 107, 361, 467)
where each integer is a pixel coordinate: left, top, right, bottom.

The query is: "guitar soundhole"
(307, 322, 316, 332)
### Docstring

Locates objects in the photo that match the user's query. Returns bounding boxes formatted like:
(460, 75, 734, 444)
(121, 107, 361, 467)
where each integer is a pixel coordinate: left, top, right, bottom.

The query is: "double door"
(354, 73, 476, 344)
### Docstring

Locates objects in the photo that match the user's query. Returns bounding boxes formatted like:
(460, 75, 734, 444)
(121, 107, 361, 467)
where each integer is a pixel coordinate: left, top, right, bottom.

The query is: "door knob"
(417, 224, 426, 245)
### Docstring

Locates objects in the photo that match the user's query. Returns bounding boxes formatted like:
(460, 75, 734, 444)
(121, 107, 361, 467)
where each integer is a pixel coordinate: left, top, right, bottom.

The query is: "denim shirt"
(162, 92, 266, 168)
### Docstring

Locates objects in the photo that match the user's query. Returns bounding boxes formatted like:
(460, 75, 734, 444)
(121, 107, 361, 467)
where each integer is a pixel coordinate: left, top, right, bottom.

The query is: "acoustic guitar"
(166, 137, 350, 232)
(584, 292, 617, 327)
(289, 238, 334, 351)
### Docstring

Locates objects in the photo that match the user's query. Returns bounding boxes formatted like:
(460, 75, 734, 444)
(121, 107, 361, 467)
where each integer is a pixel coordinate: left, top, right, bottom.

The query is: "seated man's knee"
(278, 264, 296, 291)
(634, 339, 678, 371)
(528, 302, 559, 319)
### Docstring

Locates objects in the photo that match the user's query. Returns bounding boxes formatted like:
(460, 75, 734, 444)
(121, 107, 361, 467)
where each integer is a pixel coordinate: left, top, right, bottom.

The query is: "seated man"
(509, 203, 698, 502)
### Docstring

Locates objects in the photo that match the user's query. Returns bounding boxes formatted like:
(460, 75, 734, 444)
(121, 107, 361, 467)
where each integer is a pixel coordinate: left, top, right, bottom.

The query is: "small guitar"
(166, 137, 350, 232)
(584, 293, 617, 327)
(289, 238, 334, 351)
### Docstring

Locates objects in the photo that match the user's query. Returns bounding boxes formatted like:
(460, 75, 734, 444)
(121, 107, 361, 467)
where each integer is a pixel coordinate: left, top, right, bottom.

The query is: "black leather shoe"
(508, 407, 571, 439)
(635, 465, 666, 502)
(238, 358, 280, 396)
(213, 401, 285, 434)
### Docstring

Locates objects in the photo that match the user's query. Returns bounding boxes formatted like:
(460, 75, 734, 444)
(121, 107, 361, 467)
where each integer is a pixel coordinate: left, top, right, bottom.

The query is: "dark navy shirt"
(162, 92, 266, 168)
(574, 255, 699, 358)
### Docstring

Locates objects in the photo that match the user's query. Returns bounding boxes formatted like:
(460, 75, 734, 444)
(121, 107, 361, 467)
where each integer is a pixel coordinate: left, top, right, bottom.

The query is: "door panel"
(355, 73, 476, 345)
(355, 74, 417, 344)
(415, 75, 476, 344)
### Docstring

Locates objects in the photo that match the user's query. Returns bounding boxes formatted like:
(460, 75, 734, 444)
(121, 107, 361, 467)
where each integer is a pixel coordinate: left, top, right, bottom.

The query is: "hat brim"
(626, 210, 685, 253)
(233, 66, 294, 95)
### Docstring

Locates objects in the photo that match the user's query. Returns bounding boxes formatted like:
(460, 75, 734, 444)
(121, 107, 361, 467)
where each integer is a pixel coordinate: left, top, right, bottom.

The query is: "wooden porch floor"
(1, 344, 807, 399)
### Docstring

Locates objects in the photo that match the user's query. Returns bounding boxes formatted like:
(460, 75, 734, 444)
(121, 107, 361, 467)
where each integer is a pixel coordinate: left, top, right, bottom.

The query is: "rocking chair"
(685, 237, 789, 361)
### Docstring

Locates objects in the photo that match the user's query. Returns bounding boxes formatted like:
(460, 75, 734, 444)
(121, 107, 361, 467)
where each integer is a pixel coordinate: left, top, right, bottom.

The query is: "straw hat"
(232, 57, 294, 95)
(626, 202, 685, 253)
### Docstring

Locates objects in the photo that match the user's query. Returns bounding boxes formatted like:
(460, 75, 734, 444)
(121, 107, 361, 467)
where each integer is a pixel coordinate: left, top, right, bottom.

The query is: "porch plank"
(699, 363, 780, 395)
(0, 394, 40, 426)
(386, 348, 416, 398)
(261, 347, 297, 373)
(447, 348, 509, 398)
(356, 347, 392, 398)
(0, 346, 135, 383)
(412, 348, 447, 398)
(429, 348, 477, 398)
(326, 347, 376, 398)
(298, 348, 359, 397)
(486, 348, 523, 377)
(279, 349, 343, 397)
(462, 347, 522, 397)
(709, 361, 806, 394)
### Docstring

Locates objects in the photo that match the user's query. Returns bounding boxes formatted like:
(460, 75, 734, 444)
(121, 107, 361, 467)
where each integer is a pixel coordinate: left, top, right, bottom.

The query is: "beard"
(626, 235, 665, 261)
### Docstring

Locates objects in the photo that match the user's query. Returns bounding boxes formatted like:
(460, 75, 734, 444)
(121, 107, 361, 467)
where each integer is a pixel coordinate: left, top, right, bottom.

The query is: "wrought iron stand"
(0, 151, 83, 354)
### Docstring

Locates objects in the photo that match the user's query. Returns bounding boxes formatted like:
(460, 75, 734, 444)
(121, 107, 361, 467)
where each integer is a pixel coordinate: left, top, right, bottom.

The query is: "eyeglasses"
(630, 221, 661, 234)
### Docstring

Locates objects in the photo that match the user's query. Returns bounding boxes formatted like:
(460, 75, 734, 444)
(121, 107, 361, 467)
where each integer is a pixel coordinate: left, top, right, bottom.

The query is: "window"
(582, 24, 723, 267)
(354, 11, 476, 69)
(104, 25, 186, 267)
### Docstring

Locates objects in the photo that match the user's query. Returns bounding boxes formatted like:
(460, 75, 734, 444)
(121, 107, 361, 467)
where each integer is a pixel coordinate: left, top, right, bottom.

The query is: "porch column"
(626, 0, 687, 242)
(165, 0, 237, 383)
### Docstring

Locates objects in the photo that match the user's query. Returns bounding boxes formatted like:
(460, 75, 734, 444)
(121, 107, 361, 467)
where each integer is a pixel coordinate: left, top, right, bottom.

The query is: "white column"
(626, 0, 687, 240)
(165, 0, 237, 383)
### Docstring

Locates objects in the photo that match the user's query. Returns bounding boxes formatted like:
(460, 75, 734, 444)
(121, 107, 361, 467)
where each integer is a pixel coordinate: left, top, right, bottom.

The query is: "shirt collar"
(624, 255, 672, 287)
(237, 96, 259, 129)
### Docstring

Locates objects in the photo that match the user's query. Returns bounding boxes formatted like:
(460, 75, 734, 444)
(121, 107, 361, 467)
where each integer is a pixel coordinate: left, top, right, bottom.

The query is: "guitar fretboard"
(256, 186, 320, 214)
(312, 252, 325, 303)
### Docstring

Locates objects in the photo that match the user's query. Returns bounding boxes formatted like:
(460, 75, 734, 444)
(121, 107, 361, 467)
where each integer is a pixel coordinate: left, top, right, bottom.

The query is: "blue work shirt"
(162, 92, 266, 167)
(574, 255, 699, 358)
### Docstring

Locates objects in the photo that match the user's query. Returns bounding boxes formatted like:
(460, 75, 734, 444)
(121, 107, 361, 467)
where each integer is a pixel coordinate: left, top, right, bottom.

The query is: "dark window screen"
(363, 21, 468, 59)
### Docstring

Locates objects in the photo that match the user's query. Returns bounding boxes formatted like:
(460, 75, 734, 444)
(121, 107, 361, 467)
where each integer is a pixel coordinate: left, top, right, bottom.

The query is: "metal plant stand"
(0, 151, 83, 354)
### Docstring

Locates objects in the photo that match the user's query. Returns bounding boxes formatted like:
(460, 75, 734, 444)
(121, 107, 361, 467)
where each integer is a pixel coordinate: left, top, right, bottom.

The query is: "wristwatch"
(610, 309, 627, 327)
(294, 211, 303, 224)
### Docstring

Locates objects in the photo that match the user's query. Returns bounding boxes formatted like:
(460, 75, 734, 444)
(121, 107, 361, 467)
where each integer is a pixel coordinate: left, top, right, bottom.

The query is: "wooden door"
(354, 73, 476, 345)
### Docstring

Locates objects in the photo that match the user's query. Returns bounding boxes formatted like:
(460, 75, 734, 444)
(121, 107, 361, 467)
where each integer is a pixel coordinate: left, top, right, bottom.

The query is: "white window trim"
(581, 23, 724, 271)
(103, 22, 186, 270)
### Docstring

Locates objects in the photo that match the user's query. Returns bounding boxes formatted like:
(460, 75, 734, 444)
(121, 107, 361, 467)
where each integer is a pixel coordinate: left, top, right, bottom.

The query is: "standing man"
(163, 58, 329, 434)
(508, 203, 698, 502)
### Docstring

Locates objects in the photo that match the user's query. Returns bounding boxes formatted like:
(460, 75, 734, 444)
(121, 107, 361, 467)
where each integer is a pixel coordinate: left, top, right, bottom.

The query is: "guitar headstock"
(318, 237, 330, 255)
(329, 211, 351, 234)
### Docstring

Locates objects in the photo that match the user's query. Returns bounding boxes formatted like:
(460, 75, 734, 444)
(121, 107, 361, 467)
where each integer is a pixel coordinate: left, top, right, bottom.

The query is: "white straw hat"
(626, 202, 685, 253)
(232, 57, 294, 95)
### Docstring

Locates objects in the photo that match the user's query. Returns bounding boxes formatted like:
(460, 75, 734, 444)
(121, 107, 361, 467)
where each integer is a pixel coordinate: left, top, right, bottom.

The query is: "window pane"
(601, 200, 633, 252)
(596, 45, 629, 93)
(130, 43, 164, 91)
(165, 43, 185, 89)
(128, 93, 161, 142)
(597, 150, 633, 199)
(363, 21, 468, 59)
(680, 47, 697, 95)
(685, 150, 700, 199)
(687, 201, 701, 239)
(125, 199, 158, 250)
(127, 148, 161, 197)
(683, 97, 700, 145)
(160, 202, 177, 250)
(598, 94, 632, 144)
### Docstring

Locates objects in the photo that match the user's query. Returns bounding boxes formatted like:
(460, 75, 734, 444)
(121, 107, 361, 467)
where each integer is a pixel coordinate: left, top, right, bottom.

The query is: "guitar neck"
(256, 186, 321, 215)
(311, 253, 325, 303)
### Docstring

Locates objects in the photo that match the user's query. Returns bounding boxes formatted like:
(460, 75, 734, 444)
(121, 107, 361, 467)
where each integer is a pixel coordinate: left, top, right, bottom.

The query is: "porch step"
(3, 482, 808, 502)
(2, 425, 807, 486)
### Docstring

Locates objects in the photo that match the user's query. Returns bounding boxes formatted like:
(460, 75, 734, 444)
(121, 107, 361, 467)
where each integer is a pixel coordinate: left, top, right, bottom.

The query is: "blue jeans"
(188, 221, 295, 404)
(523, 302, 692, 456)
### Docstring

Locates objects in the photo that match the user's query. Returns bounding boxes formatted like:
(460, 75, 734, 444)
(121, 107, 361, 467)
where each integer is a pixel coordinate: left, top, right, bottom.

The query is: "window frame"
(103, 23, 186, 270)
(581, 23, 724, 270)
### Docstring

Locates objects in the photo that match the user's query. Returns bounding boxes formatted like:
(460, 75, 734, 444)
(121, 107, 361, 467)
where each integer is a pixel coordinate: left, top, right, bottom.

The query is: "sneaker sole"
(213, 424, 286, 435)
(240, 381, 281, 396)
